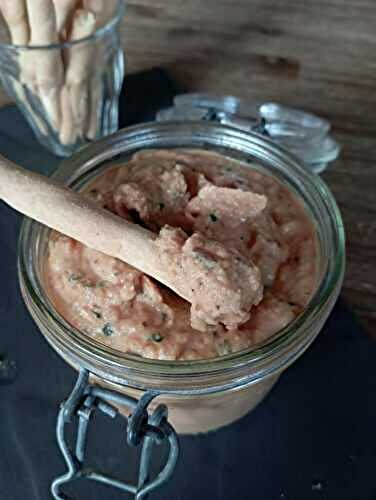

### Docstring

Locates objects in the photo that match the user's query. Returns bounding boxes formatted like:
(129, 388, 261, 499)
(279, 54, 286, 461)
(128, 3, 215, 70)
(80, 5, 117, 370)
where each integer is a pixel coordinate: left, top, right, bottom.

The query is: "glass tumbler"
(0, 0, 125, 157)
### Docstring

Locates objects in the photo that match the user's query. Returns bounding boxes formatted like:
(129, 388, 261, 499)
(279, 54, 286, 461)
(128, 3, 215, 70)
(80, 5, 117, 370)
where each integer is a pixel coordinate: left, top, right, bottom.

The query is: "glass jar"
(0, 0, 125, 157)
(18, 121, 345, 434)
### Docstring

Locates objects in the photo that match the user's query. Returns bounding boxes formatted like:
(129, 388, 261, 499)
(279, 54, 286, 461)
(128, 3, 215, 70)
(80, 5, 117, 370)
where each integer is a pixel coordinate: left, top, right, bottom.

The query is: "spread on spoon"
(45, 149, 318, 360)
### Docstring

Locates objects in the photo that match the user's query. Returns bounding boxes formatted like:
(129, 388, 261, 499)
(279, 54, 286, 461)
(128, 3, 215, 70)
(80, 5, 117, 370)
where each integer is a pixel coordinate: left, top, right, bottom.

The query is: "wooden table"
(0, 0, 375, 334)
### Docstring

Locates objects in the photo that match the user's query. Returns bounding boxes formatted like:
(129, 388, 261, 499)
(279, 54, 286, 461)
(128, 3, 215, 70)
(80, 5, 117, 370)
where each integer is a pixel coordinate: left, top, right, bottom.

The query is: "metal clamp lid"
(156, 93, 341, 174)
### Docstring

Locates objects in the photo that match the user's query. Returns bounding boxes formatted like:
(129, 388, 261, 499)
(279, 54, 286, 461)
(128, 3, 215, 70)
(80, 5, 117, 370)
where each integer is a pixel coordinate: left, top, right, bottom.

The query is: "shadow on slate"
(0, 68, 375, 500)
(119, 68, 178, 128)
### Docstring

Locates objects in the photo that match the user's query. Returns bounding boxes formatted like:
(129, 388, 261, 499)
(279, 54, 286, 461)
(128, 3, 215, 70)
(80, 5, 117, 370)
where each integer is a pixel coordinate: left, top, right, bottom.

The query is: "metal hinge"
(52, 369, 179, 500)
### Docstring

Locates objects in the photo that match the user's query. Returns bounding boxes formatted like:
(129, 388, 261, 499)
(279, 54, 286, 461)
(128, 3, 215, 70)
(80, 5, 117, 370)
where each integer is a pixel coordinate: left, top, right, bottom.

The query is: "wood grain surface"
(0, 0, 375, 335)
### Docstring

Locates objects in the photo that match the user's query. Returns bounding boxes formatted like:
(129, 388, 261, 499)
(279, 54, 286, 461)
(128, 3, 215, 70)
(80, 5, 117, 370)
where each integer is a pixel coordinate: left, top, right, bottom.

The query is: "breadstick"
(53, 0, 79, 39)
(26, 0, 64, 130)
(83, 0, 116, 140)
(64, 8, 96, 139)
(59, 85, 76, 145)
(0, 1, 47, 132)
(82, 0, 114, 27)
(86, 75, 102, 140)
(0, 154, 190, 303)
(0, 0, 29, 45)
(0, 1, 35, 89)
(12, 81, 49, 135)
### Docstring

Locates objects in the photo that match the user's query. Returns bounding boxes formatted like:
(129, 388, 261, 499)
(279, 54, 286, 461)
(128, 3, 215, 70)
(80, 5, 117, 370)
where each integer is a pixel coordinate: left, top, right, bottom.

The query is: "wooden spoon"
(0, 154, 190, 301)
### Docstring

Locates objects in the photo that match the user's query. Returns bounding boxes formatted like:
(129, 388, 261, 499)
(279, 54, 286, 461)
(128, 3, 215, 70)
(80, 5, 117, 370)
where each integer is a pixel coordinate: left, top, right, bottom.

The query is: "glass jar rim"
(0, 0, 125, 51)
(18, 121, 345, 394)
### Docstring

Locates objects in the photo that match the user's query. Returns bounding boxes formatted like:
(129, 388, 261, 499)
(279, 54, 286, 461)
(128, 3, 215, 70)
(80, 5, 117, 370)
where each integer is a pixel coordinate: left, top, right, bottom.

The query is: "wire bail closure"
(52, 369, 179, 500)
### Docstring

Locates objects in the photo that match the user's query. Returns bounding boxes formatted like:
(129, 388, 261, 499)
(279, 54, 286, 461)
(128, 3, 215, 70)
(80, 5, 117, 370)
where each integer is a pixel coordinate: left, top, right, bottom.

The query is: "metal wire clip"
(52, 369, 179, 499)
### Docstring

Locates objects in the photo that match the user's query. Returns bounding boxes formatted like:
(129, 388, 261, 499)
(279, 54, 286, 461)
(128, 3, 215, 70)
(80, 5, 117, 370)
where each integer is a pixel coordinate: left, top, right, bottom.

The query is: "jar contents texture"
(46, 149, 318, 360)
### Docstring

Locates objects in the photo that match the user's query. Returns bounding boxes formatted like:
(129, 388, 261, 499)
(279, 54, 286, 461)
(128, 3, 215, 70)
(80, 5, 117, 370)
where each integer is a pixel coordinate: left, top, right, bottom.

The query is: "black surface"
(0, 69, 375, 500)
(119, 68, 177, 127)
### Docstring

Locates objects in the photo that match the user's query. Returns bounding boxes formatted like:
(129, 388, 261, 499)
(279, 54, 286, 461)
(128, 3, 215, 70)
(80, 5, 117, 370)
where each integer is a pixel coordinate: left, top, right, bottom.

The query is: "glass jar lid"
(156, 93, 340, 174)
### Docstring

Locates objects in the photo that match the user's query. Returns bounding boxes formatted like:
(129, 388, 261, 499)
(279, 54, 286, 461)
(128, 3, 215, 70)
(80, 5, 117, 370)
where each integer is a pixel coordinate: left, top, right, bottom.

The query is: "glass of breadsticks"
(0, 0, 125, 157)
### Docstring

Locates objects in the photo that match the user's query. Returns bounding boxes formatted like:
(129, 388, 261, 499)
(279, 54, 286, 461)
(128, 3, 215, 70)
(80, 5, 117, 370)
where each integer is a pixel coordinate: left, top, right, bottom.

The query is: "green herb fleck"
(158, 202, 165, 210)
(83, 282, 96, 288)
(96, 281, 106, 288)
(194, 252, 216, 270)
(92, 309, 102, 319)
(224, 166, 232, 172)
(209, 213, 218, 222)
(68, 273, 84, 283)
(102, 323, 114, 336)
(150, 332, 164, 343)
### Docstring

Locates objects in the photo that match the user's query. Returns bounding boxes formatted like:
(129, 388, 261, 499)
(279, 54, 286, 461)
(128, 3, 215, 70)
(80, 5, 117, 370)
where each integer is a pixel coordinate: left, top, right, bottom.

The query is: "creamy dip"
(46, 149, 318, 361)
